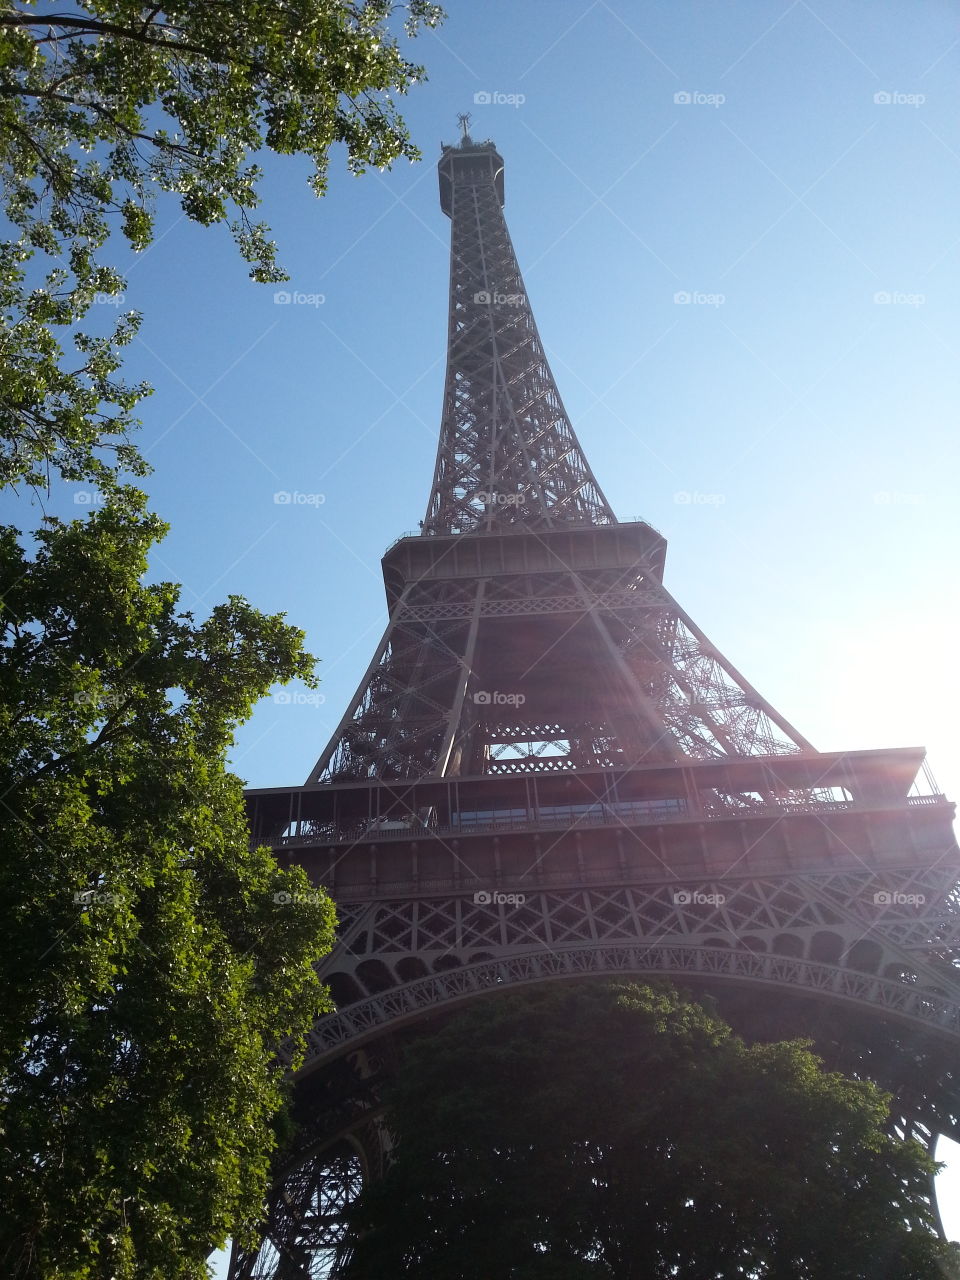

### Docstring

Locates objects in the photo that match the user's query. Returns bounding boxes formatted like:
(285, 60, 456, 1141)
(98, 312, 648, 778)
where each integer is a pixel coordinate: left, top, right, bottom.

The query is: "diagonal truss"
(228, 1145, 362, 1280)
(237, 862, 960, 1280)
(308, 547, 810, 784)
(307, 132, 811, 785)
(424, 133, 614, 534)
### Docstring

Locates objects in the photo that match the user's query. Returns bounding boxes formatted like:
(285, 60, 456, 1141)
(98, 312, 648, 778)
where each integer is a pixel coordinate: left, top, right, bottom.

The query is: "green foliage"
(344, 982, 960, 1280)
(0, 0, 443, 490)
(0, 2, 447, 1268)
(0, 491, 337, 1278)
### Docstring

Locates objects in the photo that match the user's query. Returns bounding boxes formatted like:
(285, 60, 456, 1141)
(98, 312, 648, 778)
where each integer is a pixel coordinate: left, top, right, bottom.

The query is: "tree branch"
(0, 12, 213, 60)
(16, 701, 134, 787)
(0, 85, 203, 158)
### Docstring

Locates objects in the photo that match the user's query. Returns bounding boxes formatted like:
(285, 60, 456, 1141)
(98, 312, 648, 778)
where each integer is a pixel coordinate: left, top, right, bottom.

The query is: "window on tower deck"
(453, 807, 528, 830)
(451, 797, 686, 833)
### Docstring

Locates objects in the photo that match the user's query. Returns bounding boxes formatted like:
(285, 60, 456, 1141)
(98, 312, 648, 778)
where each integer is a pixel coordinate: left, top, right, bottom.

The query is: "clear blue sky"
(74, 0, 959, 808)
(6, 0, 960, 1267)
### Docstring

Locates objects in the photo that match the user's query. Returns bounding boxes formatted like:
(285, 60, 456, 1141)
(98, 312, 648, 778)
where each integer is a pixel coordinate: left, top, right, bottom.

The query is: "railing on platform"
(382, 530, 422, 554)
(265, 793, 948, 851)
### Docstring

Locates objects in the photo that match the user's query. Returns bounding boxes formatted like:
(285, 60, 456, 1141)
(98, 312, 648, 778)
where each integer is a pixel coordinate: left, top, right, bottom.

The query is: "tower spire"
(303, 137, 813, 785)
(426, 134, 615, 535)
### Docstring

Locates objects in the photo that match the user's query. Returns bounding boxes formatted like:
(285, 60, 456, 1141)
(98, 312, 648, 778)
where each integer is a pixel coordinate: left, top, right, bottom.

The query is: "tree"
(0, 7, 445, 1263)
(0, 0, 443, 490)
(343, 982, 960, 1280)
(0, 491, 337, 1278)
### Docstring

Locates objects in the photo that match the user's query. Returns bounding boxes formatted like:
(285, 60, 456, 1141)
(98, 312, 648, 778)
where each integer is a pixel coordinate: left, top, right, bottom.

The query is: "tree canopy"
(343, 981, 960, 1280)
(0, 0, 443, 490)
(0, 3, 444, 1272)
(0, 492, 337, 1277)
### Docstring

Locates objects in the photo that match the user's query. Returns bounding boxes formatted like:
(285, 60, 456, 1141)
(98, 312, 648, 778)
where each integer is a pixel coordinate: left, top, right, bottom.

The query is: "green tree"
(0, 0, 443, 491)
(343, 981, 960, 1280)
(0, 3, 446, 1272)
(0, 491, 337, 1278)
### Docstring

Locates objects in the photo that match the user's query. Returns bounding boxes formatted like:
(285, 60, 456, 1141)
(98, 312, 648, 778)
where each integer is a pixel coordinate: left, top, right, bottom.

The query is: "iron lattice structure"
(424, 137, 613, 536)
(308, 135, 811, 788)
(228, 130, 960, 1278)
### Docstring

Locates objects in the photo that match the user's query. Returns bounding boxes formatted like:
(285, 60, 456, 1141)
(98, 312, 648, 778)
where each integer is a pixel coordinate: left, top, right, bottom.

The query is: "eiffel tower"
(229, 120, 960, 1277)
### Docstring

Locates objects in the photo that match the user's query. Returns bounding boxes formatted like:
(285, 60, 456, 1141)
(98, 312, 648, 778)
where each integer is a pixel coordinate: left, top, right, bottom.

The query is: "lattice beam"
(424, 137, 614, 534)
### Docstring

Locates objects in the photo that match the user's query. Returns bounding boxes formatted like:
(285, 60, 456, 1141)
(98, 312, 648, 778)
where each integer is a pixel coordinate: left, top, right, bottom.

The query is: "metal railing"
(266, 793, 947, 850)
(382, 530, 422, 555)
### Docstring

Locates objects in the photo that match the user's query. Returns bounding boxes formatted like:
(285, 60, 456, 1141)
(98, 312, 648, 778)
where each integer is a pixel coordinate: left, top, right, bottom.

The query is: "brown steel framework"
(227, 127, 960, 1278)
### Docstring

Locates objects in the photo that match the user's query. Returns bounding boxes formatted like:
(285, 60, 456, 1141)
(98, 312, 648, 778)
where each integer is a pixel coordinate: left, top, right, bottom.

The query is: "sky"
(4, 0, 959, 1270)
